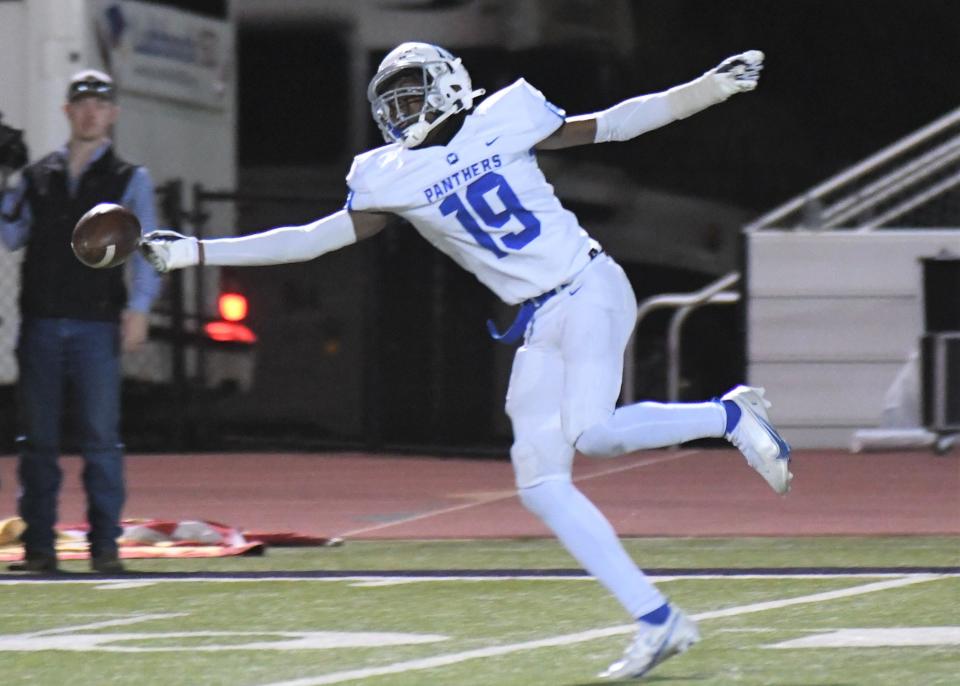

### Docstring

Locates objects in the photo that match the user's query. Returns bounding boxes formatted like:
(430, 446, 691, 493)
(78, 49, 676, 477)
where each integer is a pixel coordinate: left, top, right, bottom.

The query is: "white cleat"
(722, 385, 793, 495)
(599, 606, 700, 680)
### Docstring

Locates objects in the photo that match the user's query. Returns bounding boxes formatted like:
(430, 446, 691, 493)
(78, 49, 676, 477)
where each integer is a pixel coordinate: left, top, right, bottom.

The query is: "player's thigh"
(505, 344, 575, 488)
(560, 262, 637, 443)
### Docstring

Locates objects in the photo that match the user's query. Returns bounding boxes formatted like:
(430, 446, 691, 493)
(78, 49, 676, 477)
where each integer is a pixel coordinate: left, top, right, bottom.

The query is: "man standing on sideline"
(0, 69, 161, 574)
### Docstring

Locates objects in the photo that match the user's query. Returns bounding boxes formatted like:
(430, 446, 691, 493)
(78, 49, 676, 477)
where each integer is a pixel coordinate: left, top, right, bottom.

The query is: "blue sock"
(638, 602, 671, 625)
(721, 399, 741, 434)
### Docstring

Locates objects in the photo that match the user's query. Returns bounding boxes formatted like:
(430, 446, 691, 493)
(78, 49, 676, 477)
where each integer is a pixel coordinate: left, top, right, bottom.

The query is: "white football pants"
(505, 254, 725, 618)
(506, 254, 726, 486)
(506, 255, 636, 488)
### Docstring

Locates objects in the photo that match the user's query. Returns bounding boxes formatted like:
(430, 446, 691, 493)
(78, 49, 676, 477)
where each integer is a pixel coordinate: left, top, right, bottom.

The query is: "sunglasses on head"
(68, 80, 115, 101)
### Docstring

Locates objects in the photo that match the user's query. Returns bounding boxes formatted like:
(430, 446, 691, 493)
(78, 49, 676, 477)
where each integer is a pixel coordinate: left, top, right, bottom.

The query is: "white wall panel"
(747, 230, 960, 447)
(749, 231, 960, 296)
(749, 361, 904, 426)
(750, 297, 920, 361)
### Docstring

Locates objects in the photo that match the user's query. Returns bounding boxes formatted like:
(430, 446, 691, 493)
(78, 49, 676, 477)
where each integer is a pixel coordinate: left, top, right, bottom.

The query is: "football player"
(142, 43, 791, 679)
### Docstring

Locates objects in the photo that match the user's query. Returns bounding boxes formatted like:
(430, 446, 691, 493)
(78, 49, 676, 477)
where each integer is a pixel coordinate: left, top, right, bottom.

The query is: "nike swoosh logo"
(568, 286, 582, 296)
(485, 136, 500, 146)
(756, 414, 791, 460)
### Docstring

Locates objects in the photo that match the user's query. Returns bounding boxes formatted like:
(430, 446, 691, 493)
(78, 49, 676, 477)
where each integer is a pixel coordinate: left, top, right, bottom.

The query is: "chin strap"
(401, 88, 486, 148)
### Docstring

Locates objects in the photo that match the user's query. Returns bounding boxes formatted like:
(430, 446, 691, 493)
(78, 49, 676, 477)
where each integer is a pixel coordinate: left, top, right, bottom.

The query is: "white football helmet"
(367, 42, 485, 148)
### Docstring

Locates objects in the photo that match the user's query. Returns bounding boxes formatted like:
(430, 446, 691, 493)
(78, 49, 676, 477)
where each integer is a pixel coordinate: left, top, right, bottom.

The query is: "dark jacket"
(20, 146, 135, 321)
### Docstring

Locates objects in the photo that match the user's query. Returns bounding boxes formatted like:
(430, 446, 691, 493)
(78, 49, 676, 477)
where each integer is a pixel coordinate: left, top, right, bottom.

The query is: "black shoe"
(8, 553, 59, 573)
(90, 553, 126, 574)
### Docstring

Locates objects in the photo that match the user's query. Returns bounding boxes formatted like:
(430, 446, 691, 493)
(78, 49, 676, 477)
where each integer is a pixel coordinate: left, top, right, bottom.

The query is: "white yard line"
(255, 575, 945, 686)
(0, 571, 956, 586)
(691, 576, 942, 620)
(337, 450, 701, 538)
(344, 572, 953, 587)
(3, 612, 142, 617)
(93, 580, 160, 590)
(19, 613, 188, 638)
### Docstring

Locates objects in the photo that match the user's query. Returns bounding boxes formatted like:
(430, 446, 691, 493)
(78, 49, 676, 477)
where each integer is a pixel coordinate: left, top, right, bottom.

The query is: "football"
(71, 203, 142, 269)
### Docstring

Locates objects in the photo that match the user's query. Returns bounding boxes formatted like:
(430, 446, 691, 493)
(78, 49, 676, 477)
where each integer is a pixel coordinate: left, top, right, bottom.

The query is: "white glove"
(711, 50, 764, 96)
(140, 230, 201, 273)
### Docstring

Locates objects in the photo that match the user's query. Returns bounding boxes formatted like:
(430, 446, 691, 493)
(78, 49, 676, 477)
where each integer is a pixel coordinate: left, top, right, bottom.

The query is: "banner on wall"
(88, 0, 231, 109)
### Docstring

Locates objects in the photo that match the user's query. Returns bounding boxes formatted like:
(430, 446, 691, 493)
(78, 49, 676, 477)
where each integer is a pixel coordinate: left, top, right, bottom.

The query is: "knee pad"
(510, 437, 574, 489)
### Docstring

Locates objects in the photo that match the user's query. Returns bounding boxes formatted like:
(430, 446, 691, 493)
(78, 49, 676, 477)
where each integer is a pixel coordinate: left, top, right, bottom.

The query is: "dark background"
(238, 0, 960, 211)
(223, 0, 960, 450)
(11, 0, 953, 453)
(226, 0, 960, 451)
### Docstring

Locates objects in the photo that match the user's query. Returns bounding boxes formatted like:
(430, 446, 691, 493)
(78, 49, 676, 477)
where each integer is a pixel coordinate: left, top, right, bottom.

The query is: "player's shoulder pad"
(475, 78, 565, 120)
(346, 142, 402, 191)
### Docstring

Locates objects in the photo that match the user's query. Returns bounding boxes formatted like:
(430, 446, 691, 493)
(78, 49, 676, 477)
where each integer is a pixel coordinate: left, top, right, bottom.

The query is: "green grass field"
(1, 536, 958, 685)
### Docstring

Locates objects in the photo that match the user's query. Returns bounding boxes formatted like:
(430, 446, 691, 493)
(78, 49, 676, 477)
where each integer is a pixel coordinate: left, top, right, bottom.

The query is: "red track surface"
(1, 449, 957, 539)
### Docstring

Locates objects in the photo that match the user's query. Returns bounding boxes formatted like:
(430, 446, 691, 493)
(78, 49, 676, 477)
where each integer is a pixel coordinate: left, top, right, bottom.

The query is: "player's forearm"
(538, 95, 675, 150)
(140, 210, 390, 272)
(201, 210, 358, 266)
(591, 74, 729, 144)
(584, 93, 676, 144)
(590, 50, 764, 144)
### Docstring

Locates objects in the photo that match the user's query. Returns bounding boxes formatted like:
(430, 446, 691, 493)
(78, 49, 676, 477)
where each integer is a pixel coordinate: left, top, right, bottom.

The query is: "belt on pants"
(487, 246, 602, 345)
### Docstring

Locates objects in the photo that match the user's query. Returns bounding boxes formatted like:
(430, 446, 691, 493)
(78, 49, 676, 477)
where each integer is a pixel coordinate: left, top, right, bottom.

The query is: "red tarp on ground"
(0, 517, 340, 561)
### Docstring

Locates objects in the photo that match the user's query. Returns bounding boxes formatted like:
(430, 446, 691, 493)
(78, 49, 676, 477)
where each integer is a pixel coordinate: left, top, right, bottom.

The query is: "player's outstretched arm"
(536, 50, 764, 151)
(140, 209, 389, 273)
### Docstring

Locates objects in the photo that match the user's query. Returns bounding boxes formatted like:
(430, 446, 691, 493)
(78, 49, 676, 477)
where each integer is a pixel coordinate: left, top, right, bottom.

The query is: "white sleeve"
(201, 210, 357, 266)
(590, 72, 730, 143)
(578, 93, 675, 143)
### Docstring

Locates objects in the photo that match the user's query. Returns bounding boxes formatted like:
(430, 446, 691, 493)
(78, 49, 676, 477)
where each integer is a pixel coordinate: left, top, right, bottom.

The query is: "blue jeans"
(16, 317, 124, 558)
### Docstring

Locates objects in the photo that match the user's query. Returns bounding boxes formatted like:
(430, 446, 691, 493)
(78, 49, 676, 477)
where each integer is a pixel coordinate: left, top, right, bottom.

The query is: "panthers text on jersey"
(346, 79, 596, 305)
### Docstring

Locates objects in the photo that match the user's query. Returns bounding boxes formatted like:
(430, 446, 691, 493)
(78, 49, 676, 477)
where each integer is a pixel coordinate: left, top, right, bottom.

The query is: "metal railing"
(621, 271, 741, 405)
(746, 106, 960, 232)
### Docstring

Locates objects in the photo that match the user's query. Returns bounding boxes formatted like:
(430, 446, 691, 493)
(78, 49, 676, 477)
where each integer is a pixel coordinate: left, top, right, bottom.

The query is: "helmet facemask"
(367, 44, 484, 148)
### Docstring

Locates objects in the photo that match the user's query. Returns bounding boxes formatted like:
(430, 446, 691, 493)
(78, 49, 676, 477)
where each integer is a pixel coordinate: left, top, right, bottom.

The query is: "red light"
(218, 293, 248, 322)
(204, 321, 257, 343)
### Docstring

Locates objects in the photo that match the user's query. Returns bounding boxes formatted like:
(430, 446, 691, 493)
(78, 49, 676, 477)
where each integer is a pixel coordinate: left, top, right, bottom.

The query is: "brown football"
(71, 203, 142, 269)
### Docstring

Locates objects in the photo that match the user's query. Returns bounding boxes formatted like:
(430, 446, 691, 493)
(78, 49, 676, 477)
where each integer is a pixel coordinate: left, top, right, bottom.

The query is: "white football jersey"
(346, 79, 595, 305)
